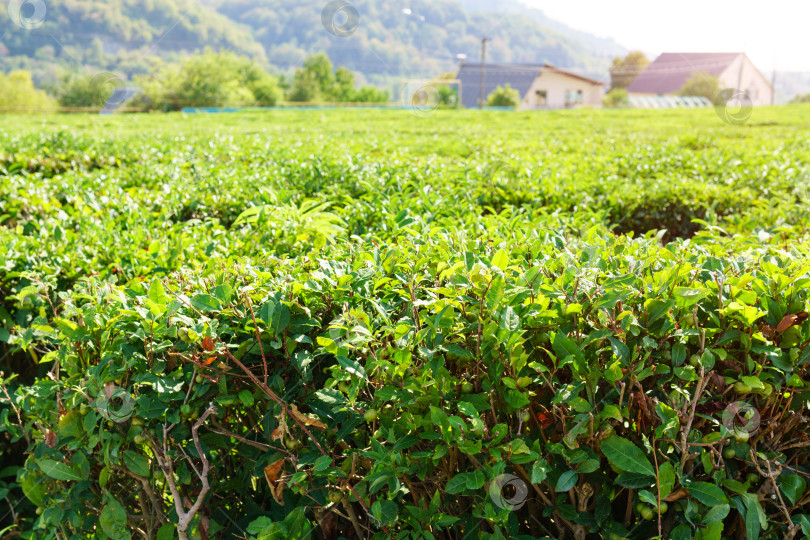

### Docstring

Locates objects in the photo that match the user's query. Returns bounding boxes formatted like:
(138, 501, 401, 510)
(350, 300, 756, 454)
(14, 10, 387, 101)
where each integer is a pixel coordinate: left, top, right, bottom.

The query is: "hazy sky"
(518, 0, 810, 72)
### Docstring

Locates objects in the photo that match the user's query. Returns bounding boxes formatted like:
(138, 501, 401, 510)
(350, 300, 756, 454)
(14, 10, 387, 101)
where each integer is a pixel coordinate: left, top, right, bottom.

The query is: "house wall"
(520, 71, 604, 110)
(719, 55, 774, 106)
(627, 54, 773, 106)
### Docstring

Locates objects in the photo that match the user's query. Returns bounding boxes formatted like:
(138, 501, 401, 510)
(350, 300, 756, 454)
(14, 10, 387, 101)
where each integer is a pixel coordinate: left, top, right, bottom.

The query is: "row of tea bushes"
(4, 226, 810, 538)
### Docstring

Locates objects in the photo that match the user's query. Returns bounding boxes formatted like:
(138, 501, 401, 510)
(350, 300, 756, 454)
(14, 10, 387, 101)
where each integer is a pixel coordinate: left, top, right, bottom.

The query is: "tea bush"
(2, 107, 810, 538)
(7, 228, 810, 539)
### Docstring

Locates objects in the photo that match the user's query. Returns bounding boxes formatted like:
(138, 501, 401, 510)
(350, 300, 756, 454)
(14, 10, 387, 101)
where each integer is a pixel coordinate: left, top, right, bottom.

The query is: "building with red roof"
(627, 53, 773, 106)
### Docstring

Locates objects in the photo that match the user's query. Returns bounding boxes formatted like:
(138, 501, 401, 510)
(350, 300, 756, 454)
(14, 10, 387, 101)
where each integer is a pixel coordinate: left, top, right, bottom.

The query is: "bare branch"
(151, 403, 217, 540)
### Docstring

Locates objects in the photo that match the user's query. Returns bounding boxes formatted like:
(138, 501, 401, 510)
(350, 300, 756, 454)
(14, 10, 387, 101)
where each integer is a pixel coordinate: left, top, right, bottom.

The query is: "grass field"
(2, 106, 810, 539)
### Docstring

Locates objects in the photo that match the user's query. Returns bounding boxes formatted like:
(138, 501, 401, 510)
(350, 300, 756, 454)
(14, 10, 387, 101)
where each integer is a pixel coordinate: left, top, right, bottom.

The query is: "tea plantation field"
(2, 106, 810, 539)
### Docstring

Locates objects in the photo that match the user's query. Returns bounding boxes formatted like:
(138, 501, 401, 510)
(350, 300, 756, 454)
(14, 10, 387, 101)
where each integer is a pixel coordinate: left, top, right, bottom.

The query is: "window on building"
(565, 89, 584, 106)
(535, 90, 547, 106)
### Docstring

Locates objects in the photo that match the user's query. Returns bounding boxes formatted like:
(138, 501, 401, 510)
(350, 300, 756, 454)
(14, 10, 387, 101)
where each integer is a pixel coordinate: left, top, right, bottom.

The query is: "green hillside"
(204, 0, 619, 83)
(0, 0, 263, 65)
(0, 0, 621, 88)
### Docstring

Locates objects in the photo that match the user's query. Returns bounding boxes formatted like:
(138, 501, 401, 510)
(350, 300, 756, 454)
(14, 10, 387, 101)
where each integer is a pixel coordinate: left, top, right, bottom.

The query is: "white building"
(627, 52, 773, 106)
(456, 63, 605, 110)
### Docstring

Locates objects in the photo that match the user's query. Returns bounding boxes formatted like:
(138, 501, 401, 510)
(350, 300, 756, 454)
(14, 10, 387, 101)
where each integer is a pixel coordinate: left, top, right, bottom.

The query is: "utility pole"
(479, 36, 487, 109)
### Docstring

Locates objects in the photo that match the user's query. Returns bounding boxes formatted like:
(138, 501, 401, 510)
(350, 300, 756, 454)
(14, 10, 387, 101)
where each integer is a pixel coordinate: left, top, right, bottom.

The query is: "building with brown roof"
(456, 63, 605, 110)
(627, 53, 773, 106)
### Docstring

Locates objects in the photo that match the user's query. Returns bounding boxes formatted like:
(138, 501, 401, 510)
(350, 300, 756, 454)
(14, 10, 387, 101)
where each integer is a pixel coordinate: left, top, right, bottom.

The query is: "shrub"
(2, 109, 810, 538)
(57, 72, 131, 109)
(679, 72, 721, 100)
(288, 54, 388, 103)
(0, 70, 57, 113)
(4, 229, 810, 538)
(437, 85, 458, 107)
(487, 84, 521, 108)
(603, 88, 629, 108)
(609, 52, 650, 90)
(133, 50, 283, 111)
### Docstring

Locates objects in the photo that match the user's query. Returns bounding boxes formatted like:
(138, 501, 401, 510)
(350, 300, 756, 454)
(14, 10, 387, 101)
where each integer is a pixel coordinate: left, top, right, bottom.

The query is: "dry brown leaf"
(201, 336, 215, 352)
(536, 412, 554, 429)
(664, 488, 688, 502)
(264, 459, 286, 506)
(264, 459, 284, 485)
(777, 314, 799, 334)
(270, 481, 285, 506)
(776, 312, 809, 334)
(271, 414, 290, 441)
(760, 324, 776, 339)
(290, 404, 327, 429)
(200, 515, 210, 540)
(314, 508, 338, 539)
(708, 372, 726, 393)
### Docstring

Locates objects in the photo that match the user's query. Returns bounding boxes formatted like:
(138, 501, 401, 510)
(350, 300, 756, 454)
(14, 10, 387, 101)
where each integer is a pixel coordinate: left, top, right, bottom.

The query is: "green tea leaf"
(486, 276, 505, 310)
(37, 459, 83, 482)
(703, 504, 730, 524)
(148, 279, 168, 305)
(100, 493, 131, 540)
(491, 249, 509, 271)
(779, 475, 807, 506)
(190, 293, 221, 313)
(687, 481, 728, 506)
(123, 451, 150, 477)
(555, 470, 578, 492)
(601, 436, 654, 476)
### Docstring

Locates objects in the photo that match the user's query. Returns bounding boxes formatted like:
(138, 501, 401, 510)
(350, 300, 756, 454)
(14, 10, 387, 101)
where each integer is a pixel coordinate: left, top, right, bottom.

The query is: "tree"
(609, 51, 650, 89)
(0, 70, 57, 112)
(437, 85, 458, 107)
(332, 67, 357, 102)
(603, 87, 629, 108)
(790, 93, 810, 104)
(301, 54, 335, 96)
(58, 72, 126, 108)
(236, 59, 284, 106)
(679, 72, 721, 100)
(487, 84, 521, 108)
(435, 72, 458, 107)
(352, 86, 389, 103)
(133, 50, 282, 110)
(288, 68, 323, 102)
(288, 54, 388, 103)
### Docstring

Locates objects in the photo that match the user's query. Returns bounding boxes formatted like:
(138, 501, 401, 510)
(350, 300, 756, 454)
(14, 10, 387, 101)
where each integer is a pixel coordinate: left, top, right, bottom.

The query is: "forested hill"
(0, 0, 624, 85)
(0, 0, 264, 63)
(202, 0, 624, 82)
